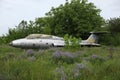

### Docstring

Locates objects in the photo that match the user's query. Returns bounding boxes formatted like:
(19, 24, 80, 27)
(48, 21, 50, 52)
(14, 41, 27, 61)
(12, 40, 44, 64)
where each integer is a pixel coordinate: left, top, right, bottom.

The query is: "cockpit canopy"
(26, 34, 63, 40)
(26, 34, 52, 39)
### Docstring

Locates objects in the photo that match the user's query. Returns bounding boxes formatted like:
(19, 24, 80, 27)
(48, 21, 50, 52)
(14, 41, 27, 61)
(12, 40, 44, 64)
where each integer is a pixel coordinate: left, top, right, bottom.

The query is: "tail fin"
(86, 31, 108, 43)
(86, 33, 98, 43)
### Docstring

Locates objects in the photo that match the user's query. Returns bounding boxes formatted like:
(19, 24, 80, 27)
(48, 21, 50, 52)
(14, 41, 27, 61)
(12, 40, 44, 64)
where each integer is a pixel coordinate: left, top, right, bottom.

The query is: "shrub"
(64, 34, 81, 51)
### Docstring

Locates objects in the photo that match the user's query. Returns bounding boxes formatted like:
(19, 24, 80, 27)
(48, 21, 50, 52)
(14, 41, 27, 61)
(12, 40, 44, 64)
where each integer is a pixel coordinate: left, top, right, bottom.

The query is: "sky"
(0, 0, 120, 36)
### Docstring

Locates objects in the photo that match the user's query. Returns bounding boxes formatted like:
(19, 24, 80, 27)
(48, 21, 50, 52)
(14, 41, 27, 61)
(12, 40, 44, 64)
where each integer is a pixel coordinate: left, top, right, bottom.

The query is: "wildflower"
(75, 63, 86, 69)
(18, 55, 26, 60)
(91, 54, 98, 59)
(27, 56, 36, 61)
(108, 46, 114, 59)
(26, 49, 34, 57)
(54, 66, 67, 80)
(64, 52, 75, 59)
(52, 51, 62, 58)
(90, 54, 106, 64)
(52, 51, 76, 64)
(72, 63, 86, 79)
(7, 53, 15, 58)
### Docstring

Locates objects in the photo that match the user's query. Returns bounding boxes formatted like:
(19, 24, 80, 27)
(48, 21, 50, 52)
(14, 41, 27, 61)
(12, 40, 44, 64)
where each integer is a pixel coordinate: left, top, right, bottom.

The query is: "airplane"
(9, 32, 106, 49)
(9, 34, 65, 49)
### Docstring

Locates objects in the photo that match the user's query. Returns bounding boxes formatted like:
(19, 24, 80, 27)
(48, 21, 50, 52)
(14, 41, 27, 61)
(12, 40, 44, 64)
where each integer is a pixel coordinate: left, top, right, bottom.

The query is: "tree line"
(0, 0, 120, 46)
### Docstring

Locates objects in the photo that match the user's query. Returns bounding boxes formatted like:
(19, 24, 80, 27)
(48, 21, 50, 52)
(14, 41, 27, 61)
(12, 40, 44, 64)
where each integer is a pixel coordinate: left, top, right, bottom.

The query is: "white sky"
(0, 0, 120, 36)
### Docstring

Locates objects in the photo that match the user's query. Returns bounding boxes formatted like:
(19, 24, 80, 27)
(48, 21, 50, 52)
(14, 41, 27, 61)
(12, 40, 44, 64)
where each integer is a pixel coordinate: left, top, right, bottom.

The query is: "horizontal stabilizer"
(90, 31, 109, 34)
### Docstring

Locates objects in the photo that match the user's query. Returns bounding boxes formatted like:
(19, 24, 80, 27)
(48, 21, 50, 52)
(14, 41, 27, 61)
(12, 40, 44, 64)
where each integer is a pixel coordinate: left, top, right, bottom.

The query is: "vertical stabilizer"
(80, 31, 108, 46)
(86, 33, 98, 43)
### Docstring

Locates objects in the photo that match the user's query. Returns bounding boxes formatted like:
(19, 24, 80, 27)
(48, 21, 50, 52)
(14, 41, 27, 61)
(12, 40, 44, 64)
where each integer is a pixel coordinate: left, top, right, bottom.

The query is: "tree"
(46, 0, 104, 38)
(35, 17, 51, 34)
(106, 17, 120, 34)
(99, 17, 120, 46)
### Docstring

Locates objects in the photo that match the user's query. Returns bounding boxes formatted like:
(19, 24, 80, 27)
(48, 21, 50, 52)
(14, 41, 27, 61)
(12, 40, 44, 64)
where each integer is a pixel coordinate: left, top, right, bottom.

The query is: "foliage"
(99, 17, 120, 46)
(106, 17, 120, 33)
(64, 34, 81, 51)
(0, 35, 8, 44)
(46, 0, 104, 38)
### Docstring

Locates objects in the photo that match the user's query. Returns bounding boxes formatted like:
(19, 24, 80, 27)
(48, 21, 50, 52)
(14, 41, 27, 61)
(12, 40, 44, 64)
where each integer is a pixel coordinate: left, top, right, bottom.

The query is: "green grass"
(0, 45, 120, 80)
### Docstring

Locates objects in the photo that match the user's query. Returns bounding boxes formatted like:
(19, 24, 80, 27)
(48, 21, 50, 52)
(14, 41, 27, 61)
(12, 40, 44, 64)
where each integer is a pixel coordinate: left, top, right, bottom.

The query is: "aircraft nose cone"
(9, 42, 13, 46)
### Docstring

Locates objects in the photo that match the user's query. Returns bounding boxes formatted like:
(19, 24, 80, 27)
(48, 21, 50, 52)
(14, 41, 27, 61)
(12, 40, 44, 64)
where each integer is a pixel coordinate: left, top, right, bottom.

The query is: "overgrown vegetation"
(0, 0, 120, 79)
(0, 45, 120, 80)
(64, 34, 81, 51)
(99, 17, 120, 46)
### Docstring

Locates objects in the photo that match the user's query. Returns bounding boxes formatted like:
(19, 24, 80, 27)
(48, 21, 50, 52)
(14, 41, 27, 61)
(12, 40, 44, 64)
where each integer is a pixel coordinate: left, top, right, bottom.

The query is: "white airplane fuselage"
(9, 37, 65, 49)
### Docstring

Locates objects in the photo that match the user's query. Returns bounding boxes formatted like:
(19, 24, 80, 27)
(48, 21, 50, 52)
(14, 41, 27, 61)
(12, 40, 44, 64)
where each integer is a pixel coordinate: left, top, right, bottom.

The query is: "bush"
(64, 34, 81, 51)
(100, 33, 120, 46)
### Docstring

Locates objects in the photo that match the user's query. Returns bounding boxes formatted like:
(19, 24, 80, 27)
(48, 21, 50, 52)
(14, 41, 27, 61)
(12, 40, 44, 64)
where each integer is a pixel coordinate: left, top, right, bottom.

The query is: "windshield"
(26, 34, 52, 39)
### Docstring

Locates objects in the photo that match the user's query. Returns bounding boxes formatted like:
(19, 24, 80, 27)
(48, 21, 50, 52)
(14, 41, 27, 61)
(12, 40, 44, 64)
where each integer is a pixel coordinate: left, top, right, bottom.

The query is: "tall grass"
(0, 45, 120, 80)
